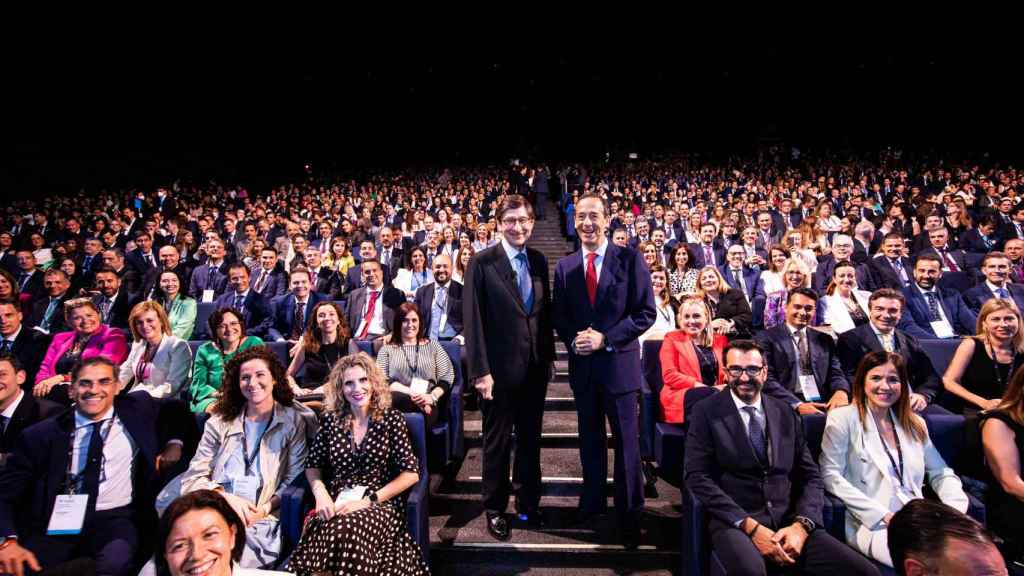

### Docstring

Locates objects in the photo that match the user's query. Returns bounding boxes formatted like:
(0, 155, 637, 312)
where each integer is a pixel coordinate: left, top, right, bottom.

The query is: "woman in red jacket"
(659, 296, 726, 423)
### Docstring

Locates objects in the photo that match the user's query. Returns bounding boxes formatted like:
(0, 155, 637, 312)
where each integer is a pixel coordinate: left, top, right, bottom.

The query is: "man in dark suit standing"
(267, 269, 328, 343)
(212, 264, 273, 339)
(684, 339, 878, 576)
(754, 288, 851, 415)
(553, 194, 656, 548)
(0, 355, 62, 462)
(415, 255, 463, 342)
(464, 195, 554, 541)
(867, 233, 914, 290)
(837, 289, 944, 413)
(0, 357, 186, 576)
(899, 254, 977, 339)
(963, 251, 1024, 314)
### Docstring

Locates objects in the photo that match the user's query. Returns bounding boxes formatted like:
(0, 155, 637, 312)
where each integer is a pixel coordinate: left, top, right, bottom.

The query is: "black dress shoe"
(486, 511, 511, 541)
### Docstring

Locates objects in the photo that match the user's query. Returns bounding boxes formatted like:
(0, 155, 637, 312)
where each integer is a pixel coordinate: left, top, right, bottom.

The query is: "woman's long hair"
(324, 352, 391, 422)
(852, 351, 927, 442)
(975, 297, 1024, 354)
(301, 301, 351, 355)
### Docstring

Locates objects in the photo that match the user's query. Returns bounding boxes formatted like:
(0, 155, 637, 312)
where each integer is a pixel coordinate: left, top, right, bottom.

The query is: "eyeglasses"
(725, 366, 764, 378)
(501, 217, 534, 228)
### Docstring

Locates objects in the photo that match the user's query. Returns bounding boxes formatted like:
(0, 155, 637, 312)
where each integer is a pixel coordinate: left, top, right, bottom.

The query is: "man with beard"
(897, 254, 976, 339)
(684, 340, 878, 576)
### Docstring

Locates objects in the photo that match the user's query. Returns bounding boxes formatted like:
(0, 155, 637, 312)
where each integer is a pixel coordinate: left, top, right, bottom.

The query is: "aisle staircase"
(427, 198, 681, 575)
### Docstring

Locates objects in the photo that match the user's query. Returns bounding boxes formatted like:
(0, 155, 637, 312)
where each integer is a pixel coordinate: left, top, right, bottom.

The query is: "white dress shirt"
(579, 238, 609, 281)
(71, 407, 137, 511)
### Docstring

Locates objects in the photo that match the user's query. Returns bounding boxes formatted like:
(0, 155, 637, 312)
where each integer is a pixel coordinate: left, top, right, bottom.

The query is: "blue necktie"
(515, 253, 534, 310)
(997, 287, 1009, 299)
(234, 294, 245, 310)
(924, 292, 941, 322)
(743, 406, 768, 466)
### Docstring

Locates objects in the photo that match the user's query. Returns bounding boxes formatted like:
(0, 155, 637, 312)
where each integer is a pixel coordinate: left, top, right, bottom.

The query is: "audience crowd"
(0, 148, 1021, 574)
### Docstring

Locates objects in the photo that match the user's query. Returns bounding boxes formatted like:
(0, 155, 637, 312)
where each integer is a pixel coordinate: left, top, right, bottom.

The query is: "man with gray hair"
(813, 234, 873, 294)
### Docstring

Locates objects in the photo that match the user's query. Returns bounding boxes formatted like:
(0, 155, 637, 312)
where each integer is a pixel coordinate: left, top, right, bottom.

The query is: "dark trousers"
(392, 390, 441, 428)
(575, 385, 644, 526)
(25, 506, 139, 576)
(480, 363, 547, 514)
(710, 525, 880, 576)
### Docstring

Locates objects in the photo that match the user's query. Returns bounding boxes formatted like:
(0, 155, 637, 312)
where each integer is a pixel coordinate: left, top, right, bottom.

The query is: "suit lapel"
(763, 397, 786, 468)
(493, 250, 528, 315)
(595, 244, 620, 308)
(861, 409, 898, 485)
(778, 328, 799, 390)
(863, 326, 884, 353)
(566, 250, 591, 314)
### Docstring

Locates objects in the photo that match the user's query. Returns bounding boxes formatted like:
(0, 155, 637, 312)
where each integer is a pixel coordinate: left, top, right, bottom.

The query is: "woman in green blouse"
(189, 307, 263, 413)
(159, 270, 198, 340)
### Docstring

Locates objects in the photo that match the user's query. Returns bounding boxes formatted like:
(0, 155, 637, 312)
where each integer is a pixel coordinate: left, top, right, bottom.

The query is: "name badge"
(335, 485, 367, 504)
(410, 377, 430, 395)
(202, 289, 215, 303)
(929, 319, 955, 339)
(47, 494, 89, 535)
(231, 476, 260, 503)
(799, 375, 822, 402)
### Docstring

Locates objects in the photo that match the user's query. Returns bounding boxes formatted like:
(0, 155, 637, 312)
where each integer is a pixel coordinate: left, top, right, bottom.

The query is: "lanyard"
(242, 416, 272, 476)
(876, 412, 904, 488)
(66, 417, 116, 495)
(401, 342, 421, 378)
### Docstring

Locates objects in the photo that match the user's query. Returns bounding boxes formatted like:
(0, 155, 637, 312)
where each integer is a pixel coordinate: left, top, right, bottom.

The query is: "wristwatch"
(794, 516, 816, 534)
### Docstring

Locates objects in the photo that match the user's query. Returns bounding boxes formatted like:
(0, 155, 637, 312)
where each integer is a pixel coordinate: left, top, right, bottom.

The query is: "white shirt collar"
(730, 389, 763, 414)
(2, 326, 21, 344)
(500, 238, 527, 261)
(74, 406, 115, 431)
(581, 238, 609, 261)
(986, 280, 1007, 293)
(916, 283, 937, 296)
(1, 390, 24, 421)
(785, 323, 805, 338)
(870, 322, 894, 339)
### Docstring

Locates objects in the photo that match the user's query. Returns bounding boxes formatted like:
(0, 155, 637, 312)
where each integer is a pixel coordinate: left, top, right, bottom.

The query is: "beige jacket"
(179, 402, 308, 513)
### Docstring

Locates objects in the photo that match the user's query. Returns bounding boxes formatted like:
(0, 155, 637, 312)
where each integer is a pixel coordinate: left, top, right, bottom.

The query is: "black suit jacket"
(93, 290, 142, 331)
(684, 390, 824, 533)
(0, 393, 62, 455)
(754, 325, 850, 404)
(836, 324, 942, 403)
(0, 394, 188, 544)
(7, 329, 45, 387)
(312, 268, 344, 300)
(16, 270, 44, 301)
(689, 242, 725, 269)
(916, 247, 969, 272)
(213, 290, 273, 338)
(959, 228, 1001, 254)
(463, 243, 555, 390)
(712, 288, 753, 338)
(414, 281, 464, 338)
(26, 294, 72, 335)
(867, 255, 913, 290)
(126, 249, 159, 277)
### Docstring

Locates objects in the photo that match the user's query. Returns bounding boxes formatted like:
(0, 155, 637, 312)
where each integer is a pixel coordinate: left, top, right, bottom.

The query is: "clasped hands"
(746, 519, 808, 566)
(573, 327, 605, 356)
(312, 490, 372, 521)
(222, 492, 272, 527)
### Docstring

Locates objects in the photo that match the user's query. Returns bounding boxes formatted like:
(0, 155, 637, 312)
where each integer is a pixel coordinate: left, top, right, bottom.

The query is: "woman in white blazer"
(822, 260, 872, 336)
(118, 301, 193, 398)
(819, 350, 968, 567)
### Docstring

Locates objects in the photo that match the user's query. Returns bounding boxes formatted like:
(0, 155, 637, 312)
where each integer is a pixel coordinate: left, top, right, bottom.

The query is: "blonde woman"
(288, 353, 428, 575)
(658, 296, 726, 423)
(118, 301, 193, 398)
(696, 266, 752, 338)
(943, 298, 1024, 415)
(762, 257, 814, 330)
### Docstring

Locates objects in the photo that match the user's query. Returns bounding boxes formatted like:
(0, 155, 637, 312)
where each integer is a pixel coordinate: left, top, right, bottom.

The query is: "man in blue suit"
(553, 194, 656, 549)
(719, 245, 766, 308)
(964, 251, 1024, 314)
(0, 357, 187, 576)
(211, 263, 273, 339)
(899, 254, 977, 339)
(268, 268, 328, 343)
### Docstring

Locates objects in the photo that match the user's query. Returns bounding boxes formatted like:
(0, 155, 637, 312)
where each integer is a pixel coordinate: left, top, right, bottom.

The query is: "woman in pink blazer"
(34, 297, 129, 404)
(659, 296, 727, 423)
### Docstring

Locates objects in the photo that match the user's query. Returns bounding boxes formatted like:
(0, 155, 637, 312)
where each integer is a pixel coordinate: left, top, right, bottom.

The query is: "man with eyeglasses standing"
(553, 193, 656, 549)
(684, 340, 878, 576)
(463, 194, 555, 542)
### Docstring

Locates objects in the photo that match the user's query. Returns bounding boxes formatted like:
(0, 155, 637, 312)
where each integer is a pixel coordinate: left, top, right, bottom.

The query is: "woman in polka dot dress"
(288, 352, 430, 575)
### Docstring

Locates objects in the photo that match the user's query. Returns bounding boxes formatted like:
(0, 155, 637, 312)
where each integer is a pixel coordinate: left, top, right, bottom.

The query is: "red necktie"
(941, 250, 959, 272)
(586, 253, 598, 306)
(358, 291, 380, 339)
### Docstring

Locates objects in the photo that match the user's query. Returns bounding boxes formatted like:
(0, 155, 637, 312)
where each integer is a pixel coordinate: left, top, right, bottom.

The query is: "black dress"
(299, 340, 347, 389)
(956, 341, 1018, 415)
(979, 410, 1024, 559)
(288, 409, 429, 576)
(693, 344, 718, 387)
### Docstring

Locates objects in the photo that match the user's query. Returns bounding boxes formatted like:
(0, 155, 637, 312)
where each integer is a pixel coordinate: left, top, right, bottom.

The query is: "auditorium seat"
(641, 340, 686, 485)
(192, 302, 217, 340)
(281, 412, 430, 564)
